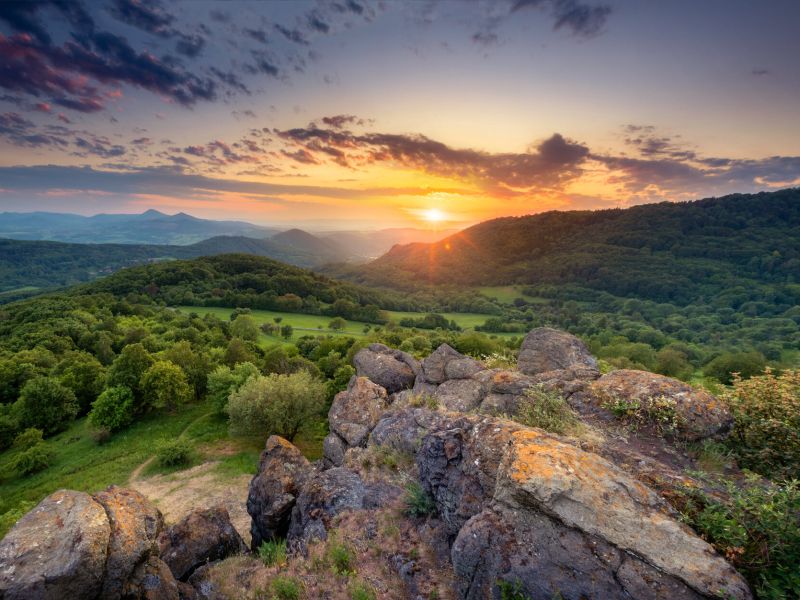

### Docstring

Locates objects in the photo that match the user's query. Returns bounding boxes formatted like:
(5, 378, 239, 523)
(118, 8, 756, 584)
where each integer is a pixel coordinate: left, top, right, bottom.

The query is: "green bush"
(0, 413, 17, 451)
(141, 360, 192, 412)
(13, 427, 43, 450)
(326, 539, 354, 575)
(228, 371, 326, 441)
(14, 376, 78, 436)
(705, 351, 766, 385)
(88, 386, 135, 432)
(207, 362, 260, 416)
(350, 579, 377, 600)
(724, 369, 800, 480)
(404, 482, 437, 517)
(258, 539, 288, 566)
(681, 478, 800, 599)
(271, 576, 302, 600)
(515, 385, 579, 435)
(155, 438, 193, 468)
(13, 442, 55, 475)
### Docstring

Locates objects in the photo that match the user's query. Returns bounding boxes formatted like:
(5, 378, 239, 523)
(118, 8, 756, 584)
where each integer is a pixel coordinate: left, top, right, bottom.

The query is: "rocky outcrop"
(121, 555, 181, 600)
(420, 344, 483, 385)
(0, 490, 110, 600)
(246, 435, 313, 551)
(158, 506, 246, 581)
(353, 343, 419, 393)
(589, 369, 733, 440)
(517, 327, 599, 378)
(329, 376, 389, 447)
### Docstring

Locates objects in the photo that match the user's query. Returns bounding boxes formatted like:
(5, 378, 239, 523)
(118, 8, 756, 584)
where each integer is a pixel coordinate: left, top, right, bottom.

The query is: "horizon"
(1, 1, 799, 229)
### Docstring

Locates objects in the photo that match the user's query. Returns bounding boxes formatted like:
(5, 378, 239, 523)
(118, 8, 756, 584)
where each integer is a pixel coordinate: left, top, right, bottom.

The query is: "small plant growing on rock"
(270, 575, 302, 600)
(482, 352, 517, 369)
(327, 538, 355, 576)
(516, 385, 579, 435)
(404, 482, 437, 517)
(156, 437, 192, 467)
(496, 579, 530, 599)
(601, 393, 641, 419)
(258, 539, 288, 567)
(408, 393, 438, 410)
(349, 579, 377, 600)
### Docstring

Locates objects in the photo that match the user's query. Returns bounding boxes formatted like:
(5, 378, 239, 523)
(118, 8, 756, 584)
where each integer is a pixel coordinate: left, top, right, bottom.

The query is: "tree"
(705, 351, 767, 385)
(14, 376, 78, 436)
(88, 386, 135, 432)
(328, 317, 347, 331)
(228, 371, 326, 441)
(140, 361, 192, 412)
(161, 341, 211, 400)
(107, 343, 154, 400)
(224, 338, 257, 367)
(55, 352, 106, 414)
(280, 324, 293, 340)
(231, 314, 259, 341)
(207, 362, 260, 416)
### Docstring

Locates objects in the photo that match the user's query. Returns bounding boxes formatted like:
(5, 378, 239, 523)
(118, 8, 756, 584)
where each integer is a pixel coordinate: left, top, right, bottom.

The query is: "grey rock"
(329, 376, 390, 447)
(158, 506, 246, 581)
(0, 490, 110, 600)
(517, 327, 598, 376)
(322, 432, 346, 467)
(421, 344, 482, 384)
(353, 343, 418, 393)
(434, 378, 485, 412)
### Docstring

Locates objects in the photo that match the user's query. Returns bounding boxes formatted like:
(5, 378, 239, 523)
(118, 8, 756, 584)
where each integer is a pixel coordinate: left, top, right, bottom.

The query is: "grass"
(258, 539, 288, 567)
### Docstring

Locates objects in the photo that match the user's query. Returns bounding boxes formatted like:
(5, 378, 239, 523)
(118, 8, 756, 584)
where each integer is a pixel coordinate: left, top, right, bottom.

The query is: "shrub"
(13, 442, 55, 475)
(207, 362, 260, 416)
(516, 385, 579, 435)
(326, 539, 354, 575)
(270, 576, 301, 600)
(230, 314, 259, 341)
(724, 368, 800, 480)
(14, 376, 78, 436)
(350, 579, 377, 600)
(0, 413, 17, 451)
(258, 539, 288, 567)
(156, 438, 193, 467)
(88, 386, 135, 432)
(228, 371, 326, 441)
(681, 477, 800, 598)
(141, 361, 192, 412)
(496, 579, 528, 600)
(13, 427, 43, 450)
(704, 351, 766, 385)
(404, 482, 437, 517)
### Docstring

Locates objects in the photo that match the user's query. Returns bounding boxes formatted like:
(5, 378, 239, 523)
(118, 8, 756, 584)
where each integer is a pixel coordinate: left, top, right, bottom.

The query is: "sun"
(422, 208, 446, 223)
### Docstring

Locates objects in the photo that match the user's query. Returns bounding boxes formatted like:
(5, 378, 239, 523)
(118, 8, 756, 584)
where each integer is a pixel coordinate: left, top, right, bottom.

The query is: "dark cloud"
(108, 0, 174, 36)
(307, 13, 330, 34)
(0, 111, 67, 147)
(208, 9, 230, 23)
(274, 24, 309, 45)
(245, 51, 280, 77)
(321, 114, 367, 128)
(73, 135, 126, 158)
(244, 28, 269, 44)
(752, 68, 770, 76)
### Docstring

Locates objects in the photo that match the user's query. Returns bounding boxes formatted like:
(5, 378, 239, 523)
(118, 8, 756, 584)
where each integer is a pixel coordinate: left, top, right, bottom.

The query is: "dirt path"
(126, 412, 253, 545)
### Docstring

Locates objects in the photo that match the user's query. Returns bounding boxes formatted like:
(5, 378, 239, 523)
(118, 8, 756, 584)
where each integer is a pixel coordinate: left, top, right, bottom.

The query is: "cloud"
(274, 24, 309, 46)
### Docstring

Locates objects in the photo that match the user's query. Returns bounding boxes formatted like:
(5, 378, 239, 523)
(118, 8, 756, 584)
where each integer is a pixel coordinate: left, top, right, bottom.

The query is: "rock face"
(353, 343, 418, 393)
(411, 413, 751, 600)
(158, 506, 246, 581)
(517, 327, 599, 377)
(329, 376, 389, 447)
(590, 369, 733, 440)
(247, 435, 313, 551)
(0, 490, 110, 600)
(420, 344, 483, 385)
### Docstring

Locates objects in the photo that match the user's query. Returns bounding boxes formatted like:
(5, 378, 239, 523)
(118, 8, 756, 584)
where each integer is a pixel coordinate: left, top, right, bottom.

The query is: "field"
(177, 305, 522, 341)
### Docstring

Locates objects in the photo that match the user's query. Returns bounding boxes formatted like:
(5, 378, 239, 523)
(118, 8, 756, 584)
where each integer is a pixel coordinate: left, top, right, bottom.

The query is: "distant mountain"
(320, 227, 457, 260)
(272, 228, 348, 260)
(343, 189, 800, 305)
(0, 210, 279, 245)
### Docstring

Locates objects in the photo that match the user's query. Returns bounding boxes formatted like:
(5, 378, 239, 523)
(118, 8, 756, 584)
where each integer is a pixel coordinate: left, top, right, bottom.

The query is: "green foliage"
(231, 314, 259, 341)
(107, 343, 154, 400)
(724, 369, 800, 479)
(329, 317, 347, 330)
(15, 376, 78, 436)
(0, 413, 17, 451)
(270, 575, 302, 600)
(399, 313, 460, 331)
(224, 338, 257, 368)
(705, 351, 767, 385)
(326, 539, 355, 575)
(13, 427, 43, 450)
(0, 500, 34, 539)
(228, 371, 326, 441)
(207, 362, 260, 416)
(515, 386, 579, 435)
(258, 539, 288, 567)
(140, 360, 192, 412)
(404, 482, 437, 517)
(88, 386, 135, 432)
(155, 437, 193, 467)
(55, 352, 106, 414)
(681, 478, 800, 599)
(13, 442, 55, 475)
(496, 579, 529, 600)
(349, 579, 377, 600)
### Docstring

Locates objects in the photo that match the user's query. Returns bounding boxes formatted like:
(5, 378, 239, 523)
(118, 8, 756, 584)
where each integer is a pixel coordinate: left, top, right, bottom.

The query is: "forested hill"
(343, 189, 800, 305)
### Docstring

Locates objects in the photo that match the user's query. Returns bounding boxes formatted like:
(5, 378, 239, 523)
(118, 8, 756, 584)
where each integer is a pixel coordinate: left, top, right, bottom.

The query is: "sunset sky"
(1, 0, 799, 229)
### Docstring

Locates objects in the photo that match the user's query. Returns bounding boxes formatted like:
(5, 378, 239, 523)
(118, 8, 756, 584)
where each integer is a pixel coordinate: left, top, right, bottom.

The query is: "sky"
(0, 0, 799, 230)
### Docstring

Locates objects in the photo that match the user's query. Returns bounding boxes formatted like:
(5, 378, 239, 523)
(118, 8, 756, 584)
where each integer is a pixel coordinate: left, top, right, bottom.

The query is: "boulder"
(353, 343, 418, 393)
(589, 369, 733, 440)
(94, 485, 164, 599)
(517, 327, 598, 377)
(368, 407, 456, 456)
(328, 376, 390, 447)
(433, 378, 485, 412)
(247, 435, 313, 551)
(322, 432, 347, 467)
(420, 344, 483, 385)
(287, 467, 366, 550)
(158, 506, 246, 581)
(0, 490, 110, 600)
(121, 555, 181, 600)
